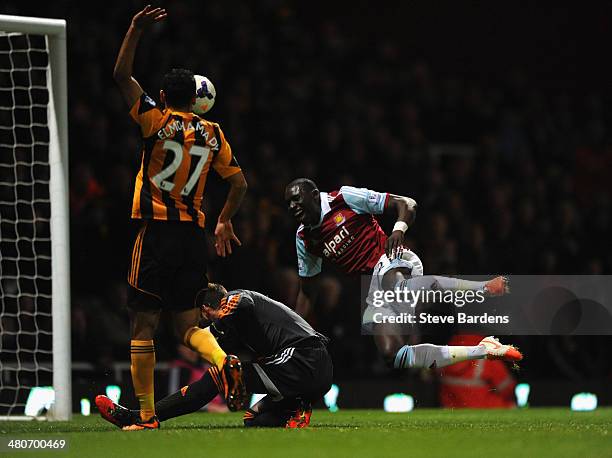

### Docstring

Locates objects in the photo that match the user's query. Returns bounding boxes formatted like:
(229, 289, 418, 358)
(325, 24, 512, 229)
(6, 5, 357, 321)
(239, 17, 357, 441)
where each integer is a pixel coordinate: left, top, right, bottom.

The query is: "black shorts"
(243, 342, 333, 402)
(127, 220, 208, 312)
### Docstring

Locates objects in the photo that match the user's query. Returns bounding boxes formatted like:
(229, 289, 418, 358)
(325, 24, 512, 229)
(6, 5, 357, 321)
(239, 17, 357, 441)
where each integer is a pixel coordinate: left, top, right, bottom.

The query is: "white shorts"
(362, 249, 424, 328)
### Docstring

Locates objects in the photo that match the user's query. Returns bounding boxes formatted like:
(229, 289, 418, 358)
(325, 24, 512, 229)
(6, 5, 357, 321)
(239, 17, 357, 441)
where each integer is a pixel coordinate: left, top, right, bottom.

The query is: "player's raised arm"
(113, 5, 167, 107)
(383, 194, 417, 258)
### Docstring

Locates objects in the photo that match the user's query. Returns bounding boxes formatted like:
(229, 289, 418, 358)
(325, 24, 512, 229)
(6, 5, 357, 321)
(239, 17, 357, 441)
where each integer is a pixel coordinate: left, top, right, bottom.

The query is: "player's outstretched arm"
(296, 275, 320, 320)
(113, 5, 167, 107)
(214, 171, 248, 257)
(384, 194, 417, 258)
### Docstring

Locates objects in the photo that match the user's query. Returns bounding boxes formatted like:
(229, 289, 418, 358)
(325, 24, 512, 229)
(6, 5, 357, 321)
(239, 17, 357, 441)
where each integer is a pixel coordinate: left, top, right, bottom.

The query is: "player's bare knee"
(130, 310, 160, 340)
(130, 316, 157, 340)
(382, 349, 398, 368)
(377, 342, 401, 368)
(131, 325, 156, 340)
(380, 345, 398, 363)
(374, 334, 404, 368)
(172, 308, 201, 342)
(174, 321, 193, 343)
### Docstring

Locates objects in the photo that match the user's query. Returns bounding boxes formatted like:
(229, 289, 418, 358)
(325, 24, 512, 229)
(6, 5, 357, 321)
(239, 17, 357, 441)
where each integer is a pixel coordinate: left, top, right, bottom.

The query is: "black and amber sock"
(130, 339, 156, 421)
(154, 369, 219, 421)
(208, 366, 225, 394)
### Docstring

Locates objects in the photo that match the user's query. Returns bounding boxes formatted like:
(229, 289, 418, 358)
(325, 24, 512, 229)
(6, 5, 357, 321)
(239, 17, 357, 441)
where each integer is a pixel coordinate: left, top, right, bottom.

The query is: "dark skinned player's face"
(285, 184, 320, 226)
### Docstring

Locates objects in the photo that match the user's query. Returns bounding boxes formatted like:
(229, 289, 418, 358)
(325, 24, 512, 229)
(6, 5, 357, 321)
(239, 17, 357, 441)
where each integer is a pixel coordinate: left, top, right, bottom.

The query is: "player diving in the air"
(285, 178, 522, 372)
(96, 283, 333, 429)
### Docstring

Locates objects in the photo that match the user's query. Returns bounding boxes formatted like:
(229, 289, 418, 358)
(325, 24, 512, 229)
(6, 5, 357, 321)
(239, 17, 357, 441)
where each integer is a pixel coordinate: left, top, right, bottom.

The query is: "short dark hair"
(200, 283, 228, 309)
(286, 178, 318, 193)
(162, 68, 195, 108)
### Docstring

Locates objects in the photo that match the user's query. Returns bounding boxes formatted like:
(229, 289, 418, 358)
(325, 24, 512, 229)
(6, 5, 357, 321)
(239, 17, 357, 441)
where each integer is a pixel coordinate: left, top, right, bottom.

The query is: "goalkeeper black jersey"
(208, 289, 329, 357)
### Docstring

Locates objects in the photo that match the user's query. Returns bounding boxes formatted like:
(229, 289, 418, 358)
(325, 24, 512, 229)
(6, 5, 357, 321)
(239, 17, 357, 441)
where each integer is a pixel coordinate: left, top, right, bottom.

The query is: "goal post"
(0, 15, 71, 420)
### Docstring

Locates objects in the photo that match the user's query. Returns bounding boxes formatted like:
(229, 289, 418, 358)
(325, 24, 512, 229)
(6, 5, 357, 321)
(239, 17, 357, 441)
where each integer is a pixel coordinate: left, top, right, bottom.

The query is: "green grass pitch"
(1, 408, 610, 458)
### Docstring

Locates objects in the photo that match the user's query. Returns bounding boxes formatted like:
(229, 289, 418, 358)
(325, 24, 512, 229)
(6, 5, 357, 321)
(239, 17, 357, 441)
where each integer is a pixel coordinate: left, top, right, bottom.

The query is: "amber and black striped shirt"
(129, 92, 241, 228)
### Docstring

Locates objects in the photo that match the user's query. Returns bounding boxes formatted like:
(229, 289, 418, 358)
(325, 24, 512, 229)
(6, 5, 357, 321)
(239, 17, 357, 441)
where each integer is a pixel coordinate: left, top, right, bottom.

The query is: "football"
(193, 74, 216, 115)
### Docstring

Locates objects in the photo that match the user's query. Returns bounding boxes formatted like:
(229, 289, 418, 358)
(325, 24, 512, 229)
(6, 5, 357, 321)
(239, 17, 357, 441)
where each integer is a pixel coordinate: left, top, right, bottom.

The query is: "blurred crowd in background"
(3, 1, 612, 386)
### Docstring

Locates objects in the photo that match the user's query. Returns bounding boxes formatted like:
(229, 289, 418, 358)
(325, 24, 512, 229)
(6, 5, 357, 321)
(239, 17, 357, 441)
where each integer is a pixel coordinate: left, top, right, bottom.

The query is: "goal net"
(0, 15, 71, 420)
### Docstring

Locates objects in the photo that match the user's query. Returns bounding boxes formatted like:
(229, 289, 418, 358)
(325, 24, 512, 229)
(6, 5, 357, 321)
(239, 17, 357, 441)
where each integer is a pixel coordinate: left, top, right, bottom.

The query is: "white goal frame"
(0, 14, 71, 421)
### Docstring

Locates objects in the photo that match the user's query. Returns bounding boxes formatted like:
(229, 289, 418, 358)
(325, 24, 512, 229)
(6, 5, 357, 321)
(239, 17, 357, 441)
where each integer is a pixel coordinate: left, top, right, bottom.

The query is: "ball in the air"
(193, 75, 216, 115)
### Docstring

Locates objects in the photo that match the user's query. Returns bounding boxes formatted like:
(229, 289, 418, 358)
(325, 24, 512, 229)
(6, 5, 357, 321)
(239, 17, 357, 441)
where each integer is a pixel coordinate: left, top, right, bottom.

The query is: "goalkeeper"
(96, 284, 333, 429)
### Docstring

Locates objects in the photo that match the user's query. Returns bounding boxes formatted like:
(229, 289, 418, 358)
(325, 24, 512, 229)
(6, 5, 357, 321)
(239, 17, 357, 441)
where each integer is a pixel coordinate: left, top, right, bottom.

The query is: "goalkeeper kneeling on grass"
(96, 283, 333, 429)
